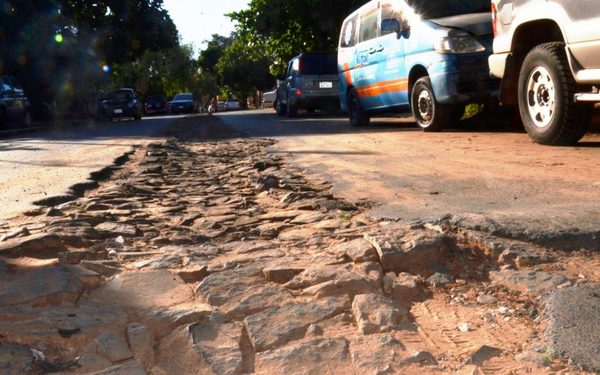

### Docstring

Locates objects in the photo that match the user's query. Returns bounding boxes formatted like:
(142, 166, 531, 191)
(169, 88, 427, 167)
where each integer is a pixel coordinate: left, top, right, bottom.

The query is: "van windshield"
(300, 54, 338, 75)
(406, 0, 490, 19)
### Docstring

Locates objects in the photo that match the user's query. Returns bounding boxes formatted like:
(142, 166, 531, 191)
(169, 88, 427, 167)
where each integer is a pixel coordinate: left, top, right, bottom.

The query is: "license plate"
(319, 81, 333, 89)
(114, 109, 123, 114)
(178, 106, 184, 109)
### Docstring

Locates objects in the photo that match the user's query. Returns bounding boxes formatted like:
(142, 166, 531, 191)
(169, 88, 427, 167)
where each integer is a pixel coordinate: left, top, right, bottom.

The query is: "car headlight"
(434, 30, 485, 54)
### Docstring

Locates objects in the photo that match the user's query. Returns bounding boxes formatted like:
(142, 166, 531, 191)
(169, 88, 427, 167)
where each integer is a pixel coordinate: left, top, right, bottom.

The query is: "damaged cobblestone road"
(0, 114, 600, 374)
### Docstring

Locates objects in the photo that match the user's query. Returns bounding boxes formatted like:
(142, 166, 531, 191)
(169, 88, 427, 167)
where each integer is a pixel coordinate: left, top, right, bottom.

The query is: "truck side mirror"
(381, 18, 401, 34)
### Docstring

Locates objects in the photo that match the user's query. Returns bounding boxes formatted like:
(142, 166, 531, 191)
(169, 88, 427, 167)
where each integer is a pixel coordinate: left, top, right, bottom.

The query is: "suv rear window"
(407, 0, 490, 19)
(299, 54, 337, 75)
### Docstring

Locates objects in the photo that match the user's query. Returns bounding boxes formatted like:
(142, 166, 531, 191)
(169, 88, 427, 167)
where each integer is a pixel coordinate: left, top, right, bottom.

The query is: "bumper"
(489, 52, 509, 78)
(288, 93, 340, 109)
(170, 105, 194, 113)
(102, 106, 138, 118)
(430, 54, 500, 104)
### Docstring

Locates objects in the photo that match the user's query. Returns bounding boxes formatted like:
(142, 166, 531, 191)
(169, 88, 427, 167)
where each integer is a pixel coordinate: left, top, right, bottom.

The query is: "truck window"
(299, 54, 338, 75)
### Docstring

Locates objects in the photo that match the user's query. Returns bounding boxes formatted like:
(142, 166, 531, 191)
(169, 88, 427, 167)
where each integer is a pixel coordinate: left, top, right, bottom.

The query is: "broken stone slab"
(132, 253, 183, 269)
(0, 344, 34, 375)
(89, 270, 193, 311)
(176, 266, 209, 283)
(278, 227, 326, 242)
(352, 294, 407, 334)
(224, 284, 294, 319)
(258, 210, 306, 221)
(152, 320, 242, 375)
(467, 345, 503, 365)
(349, 335, 406, 374)
(0, 266, 84, 307)
(383, 272, 422, 304)
(243, 296, 349, 352)
(303, 277, 376, 300)
(284, 264, 364, 290)
(141, 303, 213, 339)
(195, 265, 264, 307)
(95, 332, 133, 363)
(490, 270, 567, 295)
(255, 338, 352, 375)
(290, 211, 326, 225)
(0, 233, 66, 258)
(330, 238, 379, 263)
(94, 222, 138, 238)
(127, 323, 154, 368)
(543, 285, 600, 372)
(262, 258, 308, 284)
(93, 359, 147, 375)
(0, 227, 30, 242)
(0, 302, 128, 349)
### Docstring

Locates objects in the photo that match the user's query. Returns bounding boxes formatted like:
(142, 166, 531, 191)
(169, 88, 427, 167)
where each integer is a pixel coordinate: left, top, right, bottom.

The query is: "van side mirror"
(381, 18, 401, 34)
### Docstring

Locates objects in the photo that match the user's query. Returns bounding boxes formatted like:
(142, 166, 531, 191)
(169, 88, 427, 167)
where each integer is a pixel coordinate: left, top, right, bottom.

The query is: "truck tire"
(411, 77, 451, 132)
(286, 101, 297, 118)
(348, 88, 370, 127)
(518, 42, 593, 145)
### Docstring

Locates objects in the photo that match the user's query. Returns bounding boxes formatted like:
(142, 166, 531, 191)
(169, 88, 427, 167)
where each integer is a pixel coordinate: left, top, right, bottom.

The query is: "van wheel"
(275, 99, 286, 116)
(518, 42, 592, 145)
(287, 101, 298, 118)
(411, 77, 450, 132)
(348, 88, 370, 127)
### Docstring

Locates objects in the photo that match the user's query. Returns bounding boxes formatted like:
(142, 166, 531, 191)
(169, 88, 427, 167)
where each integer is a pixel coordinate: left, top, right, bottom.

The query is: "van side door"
(377, 1, 409, 108)
(354, 2, 383, 110)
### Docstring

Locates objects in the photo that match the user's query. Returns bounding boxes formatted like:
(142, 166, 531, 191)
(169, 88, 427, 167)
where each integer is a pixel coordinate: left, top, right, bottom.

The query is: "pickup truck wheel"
(518, 42, 593, 145)
(411, 77, 450, 132)
(275, 99, 286, 116)
(348, 88, 370, 127)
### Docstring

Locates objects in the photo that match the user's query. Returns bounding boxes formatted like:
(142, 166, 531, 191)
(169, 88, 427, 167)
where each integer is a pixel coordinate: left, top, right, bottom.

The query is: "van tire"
(411, 77, 450, 132)
(348, 88, 370, 127)
(518, 42, 592, 145)
(275, 99, 286, 116)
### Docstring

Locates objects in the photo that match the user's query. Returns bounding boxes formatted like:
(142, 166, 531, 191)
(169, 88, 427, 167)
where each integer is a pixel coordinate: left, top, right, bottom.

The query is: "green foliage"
(229, 0, 365, 75)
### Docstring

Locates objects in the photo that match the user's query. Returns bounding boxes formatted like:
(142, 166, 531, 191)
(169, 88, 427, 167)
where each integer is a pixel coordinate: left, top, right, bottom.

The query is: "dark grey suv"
(0, 76, 31, 127)
(275, 52, 340, 117)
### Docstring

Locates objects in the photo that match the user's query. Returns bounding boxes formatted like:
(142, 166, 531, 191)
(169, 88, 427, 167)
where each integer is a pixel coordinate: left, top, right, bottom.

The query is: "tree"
(229, 0, 365, 76)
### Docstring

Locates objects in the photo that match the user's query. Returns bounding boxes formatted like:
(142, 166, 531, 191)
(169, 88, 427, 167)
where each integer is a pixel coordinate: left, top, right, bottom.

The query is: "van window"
(300, 54, 338, 75)
(340, 15, 358, 48)
(381, 2, 404, 36)
(359, 8, 380, 43)
(406, 0, 490, 19)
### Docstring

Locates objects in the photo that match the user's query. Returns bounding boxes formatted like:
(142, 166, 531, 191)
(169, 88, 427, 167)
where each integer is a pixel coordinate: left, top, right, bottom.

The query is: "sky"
(163, 0, 250, 50)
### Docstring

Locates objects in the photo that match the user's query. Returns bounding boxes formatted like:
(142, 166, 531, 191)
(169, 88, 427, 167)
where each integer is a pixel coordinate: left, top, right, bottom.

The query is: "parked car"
(275, 52, 340, 117)
(0, 76, 32, 127)
(338, 0, 497, 130)
(144, 95, 168, 115)
(225, 99, 241, 111)
(169, 93, 198, 114)
(489, 0, 600, 145)
(97, 88, 142, 121)
(263, 89, 277, 109)
(217, 101, 226, 112)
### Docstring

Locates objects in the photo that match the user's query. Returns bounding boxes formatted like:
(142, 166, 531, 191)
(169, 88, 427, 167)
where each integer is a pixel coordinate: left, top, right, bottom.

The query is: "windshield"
(300, 53, 337, 75)
(173, 94, 192, 101)
(406, 0, 490, 19)
(146, 96, 164, 103)
(108, 90, 133, 101)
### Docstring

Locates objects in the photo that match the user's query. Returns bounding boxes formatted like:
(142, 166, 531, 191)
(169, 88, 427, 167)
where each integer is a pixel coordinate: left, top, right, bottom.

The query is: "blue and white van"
(338, 0, 498, 130)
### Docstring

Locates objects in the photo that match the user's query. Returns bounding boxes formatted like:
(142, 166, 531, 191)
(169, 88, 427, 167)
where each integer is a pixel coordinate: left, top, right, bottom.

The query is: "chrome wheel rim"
(526, 66, 556, 128)
(417, 89, 433, 125)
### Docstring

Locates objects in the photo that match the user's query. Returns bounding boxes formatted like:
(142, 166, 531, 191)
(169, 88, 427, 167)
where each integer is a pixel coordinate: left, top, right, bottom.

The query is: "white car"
(262, 90, 276, 109)
(224, 100, 241, 111)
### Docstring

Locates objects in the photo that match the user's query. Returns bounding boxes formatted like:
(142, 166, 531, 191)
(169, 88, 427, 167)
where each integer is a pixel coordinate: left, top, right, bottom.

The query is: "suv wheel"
(286, 101, 297, 118)
(518, 42, 593, 145)
(275, 99, 286, 116)
(411, 77, 450, 132)
(348, 88, 370, 127)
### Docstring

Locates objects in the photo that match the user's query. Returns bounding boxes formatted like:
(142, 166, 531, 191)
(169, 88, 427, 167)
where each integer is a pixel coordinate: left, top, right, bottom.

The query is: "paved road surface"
(220, 109, 600, 248)
(0, 116, 178, 220)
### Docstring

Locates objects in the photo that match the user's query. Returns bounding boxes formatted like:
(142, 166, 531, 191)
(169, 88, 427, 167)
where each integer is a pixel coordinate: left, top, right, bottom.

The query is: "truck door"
(557, 0, 600, 69)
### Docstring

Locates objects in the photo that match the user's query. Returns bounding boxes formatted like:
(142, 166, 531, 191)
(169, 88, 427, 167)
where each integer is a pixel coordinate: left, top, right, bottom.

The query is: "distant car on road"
(169, 93, 198, 114)
(0, 76, 32, 127)
(275, 52, 340, 117)
(263, 90, 276, 109)
(144, 95, 168, 115)
(225, 99, 241, 111)
(97, 88, 142, 121)
(217, 101, 226, 112)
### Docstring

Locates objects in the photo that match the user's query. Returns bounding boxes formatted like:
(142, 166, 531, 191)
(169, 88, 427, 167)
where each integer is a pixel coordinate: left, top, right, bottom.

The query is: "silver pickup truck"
(489, 0, 600, 145)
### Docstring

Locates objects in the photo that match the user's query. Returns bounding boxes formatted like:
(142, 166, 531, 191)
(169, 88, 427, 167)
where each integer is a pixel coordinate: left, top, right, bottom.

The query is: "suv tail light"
(491, 3, 498, 37)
